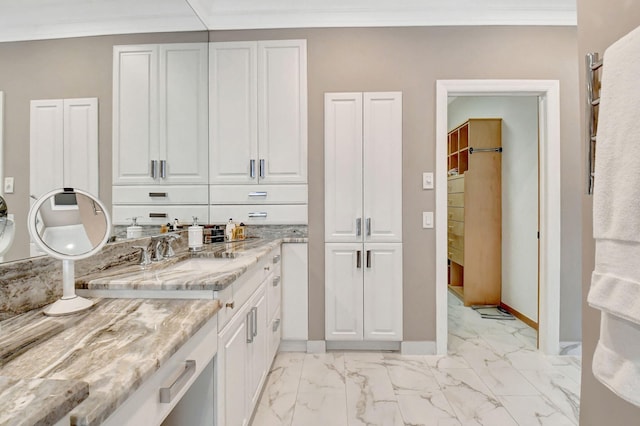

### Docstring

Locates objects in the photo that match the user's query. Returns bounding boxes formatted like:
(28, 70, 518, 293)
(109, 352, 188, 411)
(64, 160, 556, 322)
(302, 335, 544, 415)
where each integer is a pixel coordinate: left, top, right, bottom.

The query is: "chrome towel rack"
(586, 52, 603, 194)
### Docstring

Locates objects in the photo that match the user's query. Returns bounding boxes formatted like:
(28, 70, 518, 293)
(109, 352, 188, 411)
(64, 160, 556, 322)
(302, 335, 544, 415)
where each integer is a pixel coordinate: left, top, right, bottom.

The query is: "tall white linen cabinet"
(324, 92, 403, 343)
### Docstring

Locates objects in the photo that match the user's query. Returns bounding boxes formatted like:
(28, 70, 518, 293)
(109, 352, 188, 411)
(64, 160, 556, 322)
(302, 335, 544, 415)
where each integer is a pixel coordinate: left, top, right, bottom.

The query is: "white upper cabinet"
(112, 43, 208, 185)
(209, 39, 307, 185)
(30, 98, 98, 199)
(325, 92, 402, 243)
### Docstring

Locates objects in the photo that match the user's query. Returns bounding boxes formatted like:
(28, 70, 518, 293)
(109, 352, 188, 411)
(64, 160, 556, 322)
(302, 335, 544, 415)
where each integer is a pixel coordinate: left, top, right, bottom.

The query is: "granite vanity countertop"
(0, 297, 220, 426)
(77, 236, 308, 292)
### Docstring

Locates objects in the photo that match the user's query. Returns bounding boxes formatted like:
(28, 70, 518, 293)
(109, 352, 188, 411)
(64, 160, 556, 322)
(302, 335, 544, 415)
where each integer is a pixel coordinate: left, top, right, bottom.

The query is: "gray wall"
(577, 0, 640, 423)
(0, 26, 581, 342)
(209, 26, 580, 342)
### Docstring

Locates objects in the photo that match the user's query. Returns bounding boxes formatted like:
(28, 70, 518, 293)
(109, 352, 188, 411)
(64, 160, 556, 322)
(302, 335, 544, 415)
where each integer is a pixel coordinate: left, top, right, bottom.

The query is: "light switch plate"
(3, 177, 14, 194)
(422, 172, 434, 189)
(423, 211, 434, 229)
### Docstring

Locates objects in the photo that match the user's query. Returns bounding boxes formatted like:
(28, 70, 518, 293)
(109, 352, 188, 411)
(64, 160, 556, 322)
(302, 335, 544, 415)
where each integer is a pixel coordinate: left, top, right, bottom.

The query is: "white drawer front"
(113, 185, 208, 205)
(209, 185, 307, 204)
(112, 205, 209, 225)
(209, 205, 307, 225)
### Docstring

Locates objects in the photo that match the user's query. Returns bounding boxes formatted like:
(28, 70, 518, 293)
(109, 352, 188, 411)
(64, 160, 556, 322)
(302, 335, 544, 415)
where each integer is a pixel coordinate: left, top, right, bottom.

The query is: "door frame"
(435, 80, 561, 355)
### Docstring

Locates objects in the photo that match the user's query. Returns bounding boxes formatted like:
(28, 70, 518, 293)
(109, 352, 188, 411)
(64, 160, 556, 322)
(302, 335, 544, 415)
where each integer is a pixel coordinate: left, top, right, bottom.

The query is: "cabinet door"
(363, 243, 403, 341)
(63, 98, 98, 195)
(257, 40, 308, 184)
(247, 286, 268, 412)
(159, 43, 208, 184)
(112, 45, 159, 185)
(363, 92, 403, 243)
(282, 243, 308, 340)
(324, 93, 363, 242)
(218, 309, 250, 426)
(325, 243, 363, 341)
(209, 42, 258, 184)
(30, 100, 64, 198)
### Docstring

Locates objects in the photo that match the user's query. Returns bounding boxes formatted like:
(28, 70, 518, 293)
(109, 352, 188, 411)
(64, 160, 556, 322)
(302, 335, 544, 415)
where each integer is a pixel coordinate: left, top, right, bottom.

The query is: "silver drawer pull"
(273, 318, 281, 332)
(149, 192, 168, 198)
(272, 254, 281, 264)
(248, 212, 267, 218)
(272, 276, 281, 287)
(149, 213, 168, 218)
(159, 360, 196, 403)
(249, 191, 267, 197)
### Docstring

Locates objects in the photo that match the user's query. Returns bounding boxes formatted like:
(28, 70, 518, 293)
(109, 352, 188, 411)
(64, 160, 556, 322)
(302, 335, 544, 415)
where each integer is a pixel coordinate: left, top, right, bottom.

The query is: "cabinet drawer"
(447, 207, 464, 222)
(447, 233, 464, 250)
(113, 185, 208, 205)
(447, 193, 464, 207)
(210, 185, 307, 204)
(447, 176, 464, 193)
(447, 220, 464, 236)
(448, 247, 464, 266)
(209, 205, 307, 225)
(112, 205, 209, 225)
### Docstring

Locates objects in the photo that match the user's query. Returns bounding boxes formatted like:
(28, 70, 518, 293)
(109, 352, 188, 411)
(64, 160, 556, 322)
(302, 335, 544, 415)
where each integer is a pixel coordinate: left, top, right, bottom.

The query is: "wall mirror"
(0, 194, 15, 261)
(28, 188, 112, 316)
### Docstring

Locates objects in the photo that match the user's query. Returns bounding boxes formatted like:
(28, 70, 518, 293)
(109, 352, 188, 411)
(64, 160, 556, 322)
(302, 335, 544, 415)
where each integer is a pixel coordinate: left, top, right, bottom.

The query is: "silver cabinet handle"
(356, 218, 362, 237)
(252, 307, 258, 338)
(250, 159, 256, 179)
(149, 192, 168, 198)
(160, 160, 167, 179)
(149, 212, 168, 218)
(273, 318, 281, 332)
(159, 360, 196, 403)
(366, 218, 371, 236)
(151, 160, 158, 179)
(259, 159, 265, 179)
(249, 191, 267, 197)
(246, 310, 254, 343)
(356, 250, 361, 268)
(366, 250, 372, 268)
(273, 276, 281, 287)
(248, 212, 268, 218)
(273, 254, 281, 264)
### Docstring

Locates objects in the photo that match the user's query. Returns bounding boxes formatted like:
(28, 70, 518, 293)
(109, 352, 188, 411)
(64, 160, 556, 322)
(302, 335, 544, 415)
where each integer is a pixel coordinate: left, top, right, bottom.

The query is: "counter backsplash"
(0, 224, 307, 320)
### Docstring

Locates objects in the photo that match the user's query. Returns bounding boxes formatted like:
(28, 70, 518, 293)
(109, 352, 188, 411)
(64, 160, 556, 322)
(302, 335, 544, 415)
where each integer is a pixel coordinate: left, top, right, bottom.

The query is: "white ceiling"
(0, 0, 577, 43)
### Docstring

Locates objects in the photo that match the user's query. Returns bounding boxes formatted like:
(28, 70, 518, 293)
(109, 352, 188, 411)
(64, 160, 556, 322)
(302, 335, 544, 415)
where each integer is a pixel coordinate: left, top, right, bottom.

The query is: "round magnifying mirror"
(28, 188, 112, 316)
(0, 195, 15, 260)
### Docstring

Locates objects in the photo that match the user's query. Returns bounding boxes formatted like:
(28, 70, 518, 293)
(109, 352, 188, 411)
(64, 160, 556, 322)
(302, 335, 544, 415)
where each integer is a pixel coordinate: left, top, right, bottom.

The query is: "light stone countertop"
(0, 298, 220, 426)
(77, 237, 307, 292)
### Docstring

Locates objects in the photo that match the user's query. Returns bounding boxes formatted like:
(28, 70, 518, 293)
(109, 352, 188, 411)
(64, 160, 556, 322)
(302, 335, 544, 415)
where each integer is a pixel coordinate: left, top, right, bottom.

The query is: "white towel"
(588, 24, 640, 407)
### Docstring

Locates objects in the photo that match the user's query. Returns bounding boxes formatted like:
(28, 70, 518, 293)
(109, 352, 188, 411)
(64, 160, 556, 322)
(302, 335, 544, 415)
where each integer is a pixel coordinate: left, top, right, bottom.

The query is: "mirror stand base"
(43, 296, 94, 316)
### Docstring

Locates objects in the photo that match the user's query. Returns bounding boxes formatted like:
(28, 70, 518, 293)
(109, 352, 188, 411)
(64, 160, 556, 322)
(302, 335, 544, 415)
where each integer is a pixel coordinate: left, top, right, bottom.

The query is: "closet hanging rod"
(469, 147, 502, 154)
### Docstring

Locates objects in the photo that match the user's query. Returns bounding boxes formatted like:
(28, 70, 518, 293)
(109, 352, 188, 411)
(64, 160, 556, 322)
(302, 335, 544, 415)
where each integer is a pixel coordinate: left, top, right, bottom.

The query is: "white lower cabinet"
(325, 243, 403, 341)
(216, 247, 282, 426)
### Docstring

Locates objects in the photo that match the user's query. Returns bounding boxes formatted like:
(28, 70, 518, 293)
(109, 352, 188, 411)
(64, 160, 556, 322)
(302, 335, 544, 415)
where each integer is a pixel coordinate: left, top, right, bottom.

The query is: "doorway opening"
(435, 80, 561, 355)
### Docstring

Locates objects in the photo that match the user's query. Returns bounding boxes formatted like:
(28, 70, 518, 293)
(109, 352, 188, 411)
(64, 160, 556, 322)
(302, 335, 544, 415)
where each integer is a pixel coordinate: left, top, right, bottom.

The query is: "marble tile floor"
(252, 292, 581, 426)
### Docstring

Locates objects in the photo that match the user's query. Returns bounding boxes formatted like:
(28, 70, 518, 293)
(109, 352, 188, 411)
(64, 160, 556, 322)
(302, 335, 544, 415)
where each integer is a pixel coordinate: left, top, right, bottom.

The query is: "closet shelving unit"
(447, 118, 502, 306)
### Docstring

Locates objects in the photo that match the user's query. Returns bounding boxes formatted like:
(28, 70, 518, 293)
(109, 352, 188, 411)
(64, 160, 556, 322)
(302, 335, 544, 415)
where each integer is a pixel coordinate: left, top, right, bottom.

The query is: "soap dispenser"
(225, 218, 236, 241)
(188, 216, 204, 251)
(126, 217, 142, 239)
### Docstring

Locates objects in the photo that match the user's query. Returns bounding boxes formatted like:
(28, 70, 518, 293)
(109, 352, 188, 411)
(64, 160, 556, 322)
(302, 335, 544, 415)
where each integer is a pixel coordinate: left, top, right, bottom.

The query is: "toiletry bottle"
(126, 217, 142, 239)
(188, 216, 204, 251)
(172, 218, 180, 232)
(225, 218, 236, 241)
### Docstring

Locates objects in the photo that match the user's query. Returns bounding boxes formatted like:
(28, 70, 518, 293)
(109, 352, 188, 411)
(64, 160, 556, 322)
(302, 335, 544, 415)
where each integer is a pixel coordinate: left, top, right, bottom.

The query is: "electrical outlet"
(423, 211, 434, 229)
(3, 177, 14, 194)
(422, 172, 434, 189)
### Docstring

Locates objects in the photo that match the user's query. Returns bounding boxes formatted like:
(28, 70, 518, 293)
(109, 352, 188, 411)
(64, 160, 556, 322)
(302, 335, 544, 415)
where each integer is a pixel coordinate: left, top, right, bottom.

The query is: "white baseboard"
(279, 340, 308, 352)
(401, 341, 436, 355)
(306, 340, 326, 353)
(325, 341, 401, 351)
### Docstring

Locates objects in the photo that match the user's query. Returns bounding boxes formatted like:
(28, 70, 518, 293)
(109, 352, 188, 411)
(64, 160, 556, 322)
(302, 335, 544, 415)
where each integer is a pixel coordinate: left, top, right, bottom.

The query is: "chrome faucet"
(133, 245, 151, 266)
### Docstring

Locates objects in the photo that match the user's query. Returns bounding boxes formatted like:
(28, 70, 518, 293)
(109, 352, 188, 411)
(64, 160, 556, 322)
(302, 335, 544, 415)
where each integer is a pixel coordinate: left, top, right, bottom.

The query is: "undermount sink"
(167, 257, 234, 273)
